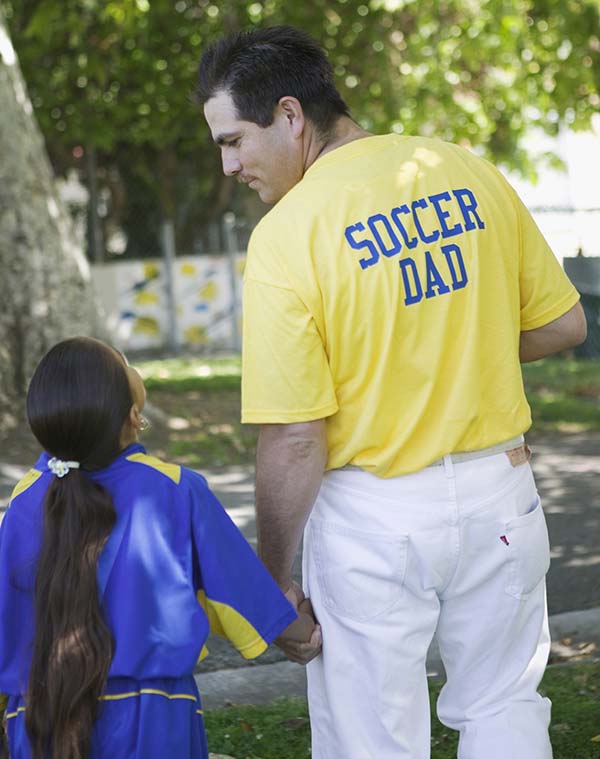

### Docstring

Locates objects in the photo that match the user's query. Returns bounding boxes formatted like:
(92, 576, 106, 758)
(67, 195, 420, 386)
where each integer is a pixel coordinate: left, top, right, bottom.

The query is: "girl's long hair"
(24, 337, 133, 759)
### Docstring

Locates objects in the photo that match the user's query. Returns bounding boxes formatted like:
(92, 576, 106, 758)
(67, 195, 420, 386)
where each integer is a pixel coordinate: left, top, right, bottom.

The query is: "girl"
(0, 337, 318, 759)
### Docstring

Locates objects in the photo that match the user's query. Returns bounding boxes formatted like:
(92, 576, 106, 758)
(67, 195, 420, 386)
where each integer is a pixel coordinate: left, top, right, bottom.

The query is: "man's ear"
(278, 96, 305, 138)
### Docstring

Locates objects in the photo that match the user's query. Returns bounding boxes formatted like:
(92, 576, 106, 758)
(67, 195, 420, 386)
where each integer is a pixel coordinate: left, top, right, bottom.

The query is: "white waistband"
(338, 435, 526, 473)
(426, 434, 525, 467)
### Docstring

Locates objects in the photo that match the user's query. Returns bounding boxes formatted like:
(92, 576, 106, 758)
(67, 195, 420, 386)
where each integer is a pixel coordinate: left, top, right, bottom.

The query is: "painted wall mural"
(92, 254, 245, 352)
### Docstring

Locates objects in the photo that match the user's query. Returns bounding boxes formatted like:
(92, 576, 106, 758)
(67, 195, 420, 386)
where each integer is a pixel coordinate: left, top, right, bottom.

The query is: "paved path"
(527, 432, 600, 615)
(195, 607, 600, 709)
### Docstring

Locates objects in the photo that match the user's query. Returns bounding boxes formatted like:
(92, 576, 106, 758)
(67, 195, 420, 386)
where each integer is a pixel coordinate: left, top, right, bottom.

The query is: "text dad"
(344, 187, 486, 305)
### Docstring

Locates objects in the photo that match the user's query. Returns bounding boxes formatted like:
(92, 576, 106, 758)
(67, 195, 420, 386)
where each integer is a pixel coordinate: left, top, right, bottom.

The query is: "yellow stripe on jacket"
(196, 589, 269, 659)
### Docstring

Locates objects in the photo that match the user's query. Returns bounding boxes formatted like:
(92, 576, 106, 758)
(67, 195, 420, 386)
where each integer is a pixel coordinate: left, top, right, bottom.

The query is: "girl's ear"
(119, 403, 142, 448)
(129, 403, 142, 430)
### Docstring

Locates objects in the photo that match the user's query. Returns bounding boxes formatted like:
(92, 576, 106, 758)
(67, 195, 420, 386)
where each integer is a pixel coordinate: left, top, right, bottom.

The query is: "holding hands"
(275, 581, 322, 665)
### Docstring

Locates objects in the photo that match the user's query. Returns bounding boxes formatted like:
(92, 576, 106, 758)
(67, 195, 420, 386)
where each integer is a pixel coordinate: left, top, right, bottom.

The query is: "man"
(197, 26, 586, 759)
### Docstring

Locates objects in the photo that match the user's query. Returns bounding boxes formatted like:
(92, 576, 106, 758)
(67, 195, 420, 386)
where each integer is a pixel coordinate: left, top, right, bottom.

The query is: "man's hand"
(275, 585, 322, 665)
(254, 421, 327, 663)
(284, 579, 306, 608)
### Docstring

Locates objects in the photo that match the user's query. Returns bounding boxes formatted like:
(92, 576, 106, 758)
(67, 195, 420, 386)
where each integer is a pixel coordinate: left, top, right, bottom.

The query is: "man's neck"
(303, 116, 371, 173)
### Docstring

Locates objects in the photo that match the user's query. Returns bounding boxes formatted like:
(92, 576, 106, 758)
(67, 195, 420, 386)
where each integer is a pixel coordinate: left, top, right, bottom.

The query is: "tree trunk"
(0, 9, 99, 432)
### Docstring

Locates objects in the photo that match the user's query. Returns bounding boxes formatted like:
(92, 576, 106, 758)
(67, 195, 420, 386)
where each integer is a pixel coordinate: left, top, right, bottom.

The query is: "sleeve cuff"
(521, 289, 580, 332)
(237, 607, 299, 660)
(242, 400, 339, 425)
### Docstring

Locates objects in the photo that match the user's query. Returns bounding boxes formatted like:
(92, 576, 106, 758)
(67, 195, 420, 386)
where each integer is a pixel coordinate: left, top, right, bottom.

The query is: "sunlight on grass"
(137, 356, 241, 380)
(135, 356, 600, 434)
(136, 356, 242, 392)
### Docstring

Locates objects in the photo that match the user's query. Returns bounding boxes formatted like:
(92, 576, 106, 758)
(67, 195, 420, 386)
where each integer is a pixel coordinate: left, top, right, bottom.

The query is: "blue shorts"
(6, 675, 208, 759)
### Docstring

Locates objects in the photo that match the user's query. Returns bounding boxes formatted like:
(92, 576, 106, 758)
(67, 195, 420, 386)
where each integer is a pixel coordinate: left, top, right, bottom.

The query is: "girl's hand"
(276, 596, 322, 664)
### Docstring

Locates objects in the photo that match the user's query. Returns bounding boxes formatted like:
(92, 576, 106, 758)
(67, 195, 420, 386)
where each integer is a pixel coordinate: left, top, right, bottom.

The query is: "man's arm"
(255, 419, 327, 664)
(520, 301, 587, 363)
(255, 419, 328, 590)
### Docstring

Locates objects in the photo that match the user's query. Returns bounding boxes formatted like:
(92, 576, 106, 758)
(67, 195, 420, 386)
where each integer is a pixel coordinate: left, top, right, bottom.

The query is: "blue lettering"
(399, 257, 423, 305)
(453, 188, 485, 231)
(411, 198, 440, 244)
(391, 205, 418, 249)
(344, 222, 379, 270)
(441, 243, 468, 290)
(348, 188, 483, 274)
(367, 213, 402, 258)
(429, 191, 463, 238)
(424, 250, 451, 299)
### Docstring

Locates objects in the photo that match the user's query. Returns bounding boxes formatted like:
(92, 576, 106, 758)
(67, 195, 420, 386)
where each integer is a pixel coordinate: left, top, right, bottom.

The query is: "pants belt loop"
(443, 453, 455, 479)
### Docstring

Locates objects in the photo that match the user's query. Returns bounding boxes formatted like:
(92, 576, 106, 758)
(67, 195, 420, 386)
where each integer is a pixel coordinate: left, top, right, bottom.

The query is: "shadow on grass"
(204, 662, 600, 759)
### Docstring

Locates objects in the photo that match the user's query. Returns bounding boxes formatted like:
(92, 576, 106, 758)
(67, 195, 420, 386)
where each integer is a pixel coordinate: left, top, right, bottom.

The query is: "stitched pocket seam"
(312, 520, 409, 622)
(505, 498, 550, 600)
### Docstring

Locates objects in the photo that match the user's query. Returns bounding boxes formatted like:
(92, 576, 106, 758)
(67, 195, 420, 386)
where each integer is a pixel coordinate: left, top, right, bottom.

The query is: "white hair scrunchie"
(47, 457, 81, 478)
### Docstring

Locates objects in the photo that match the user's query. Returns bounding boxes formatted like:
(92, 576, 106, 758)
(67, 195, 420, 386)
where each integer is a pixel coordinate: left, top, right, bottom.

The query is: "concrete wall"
(93, 253, 244, 352)
(91, 210, 598, 353)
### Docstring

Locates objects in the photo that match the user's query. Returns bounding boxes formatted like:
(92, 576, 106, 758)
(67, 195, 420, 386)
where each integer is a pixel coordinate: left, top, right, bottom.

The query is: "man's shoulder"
(251, 180, 316, 238)
(246, 134, 504, 267)
(388, 134, 494, 169)
(380, 133, 500, 170)
(246, 187, 315, 272)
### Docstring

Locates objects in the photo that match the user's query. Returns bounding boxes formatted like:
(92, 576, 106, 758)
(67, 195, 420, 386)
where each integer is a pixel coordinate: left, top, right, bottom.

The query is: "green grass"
(129, 356, 600, 470)
(135, 356, 600, 438)
(204, 662, 600, 759)
(168, 425, 258, 468)
(138, 356, 242, 392)
(205, 698, 312, 759)
(522, 359, 600, 432)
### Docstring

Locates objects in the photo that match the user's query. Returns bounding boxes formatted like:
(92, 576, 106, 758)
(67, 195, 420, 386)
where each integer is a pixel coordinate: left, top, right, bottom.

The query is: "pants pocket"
(310, 519, 409, 622)
(504, 496, 550, 600)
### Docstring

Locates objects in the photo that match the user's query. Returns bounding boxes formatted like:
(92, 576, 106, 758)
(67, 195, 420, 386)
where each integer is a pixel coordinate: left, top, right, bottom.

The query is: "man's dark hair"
(196, 26, 350, 137)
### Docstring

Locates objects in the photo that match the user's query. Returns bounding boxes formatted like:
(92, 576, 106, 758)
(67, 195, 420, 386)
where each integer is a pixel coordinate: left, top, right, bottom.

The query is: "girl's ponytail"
(26, 472, 116, 759)
(24, 338, 133, 759)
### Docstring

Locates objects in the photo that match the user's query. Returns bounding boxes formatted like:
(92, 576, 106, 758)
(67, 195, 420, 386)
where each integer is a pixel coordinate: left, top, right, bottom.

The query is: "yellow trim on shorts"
(100, 688, 197, 703)
(6, 690, 200, 719)
(5, 706, 25, 720)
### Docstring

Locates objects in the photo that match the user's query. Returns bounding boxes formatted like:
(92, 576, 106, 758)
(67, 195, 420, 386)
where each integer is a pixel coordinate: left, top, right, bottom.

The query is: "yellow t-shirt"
(242, 135, 579, 477)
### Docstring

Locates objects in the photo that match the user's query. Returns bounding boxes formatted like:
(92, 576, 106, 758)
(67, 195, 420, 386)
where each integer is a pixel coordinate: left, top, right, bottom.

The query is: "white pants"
(303, 451, 552, 759)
